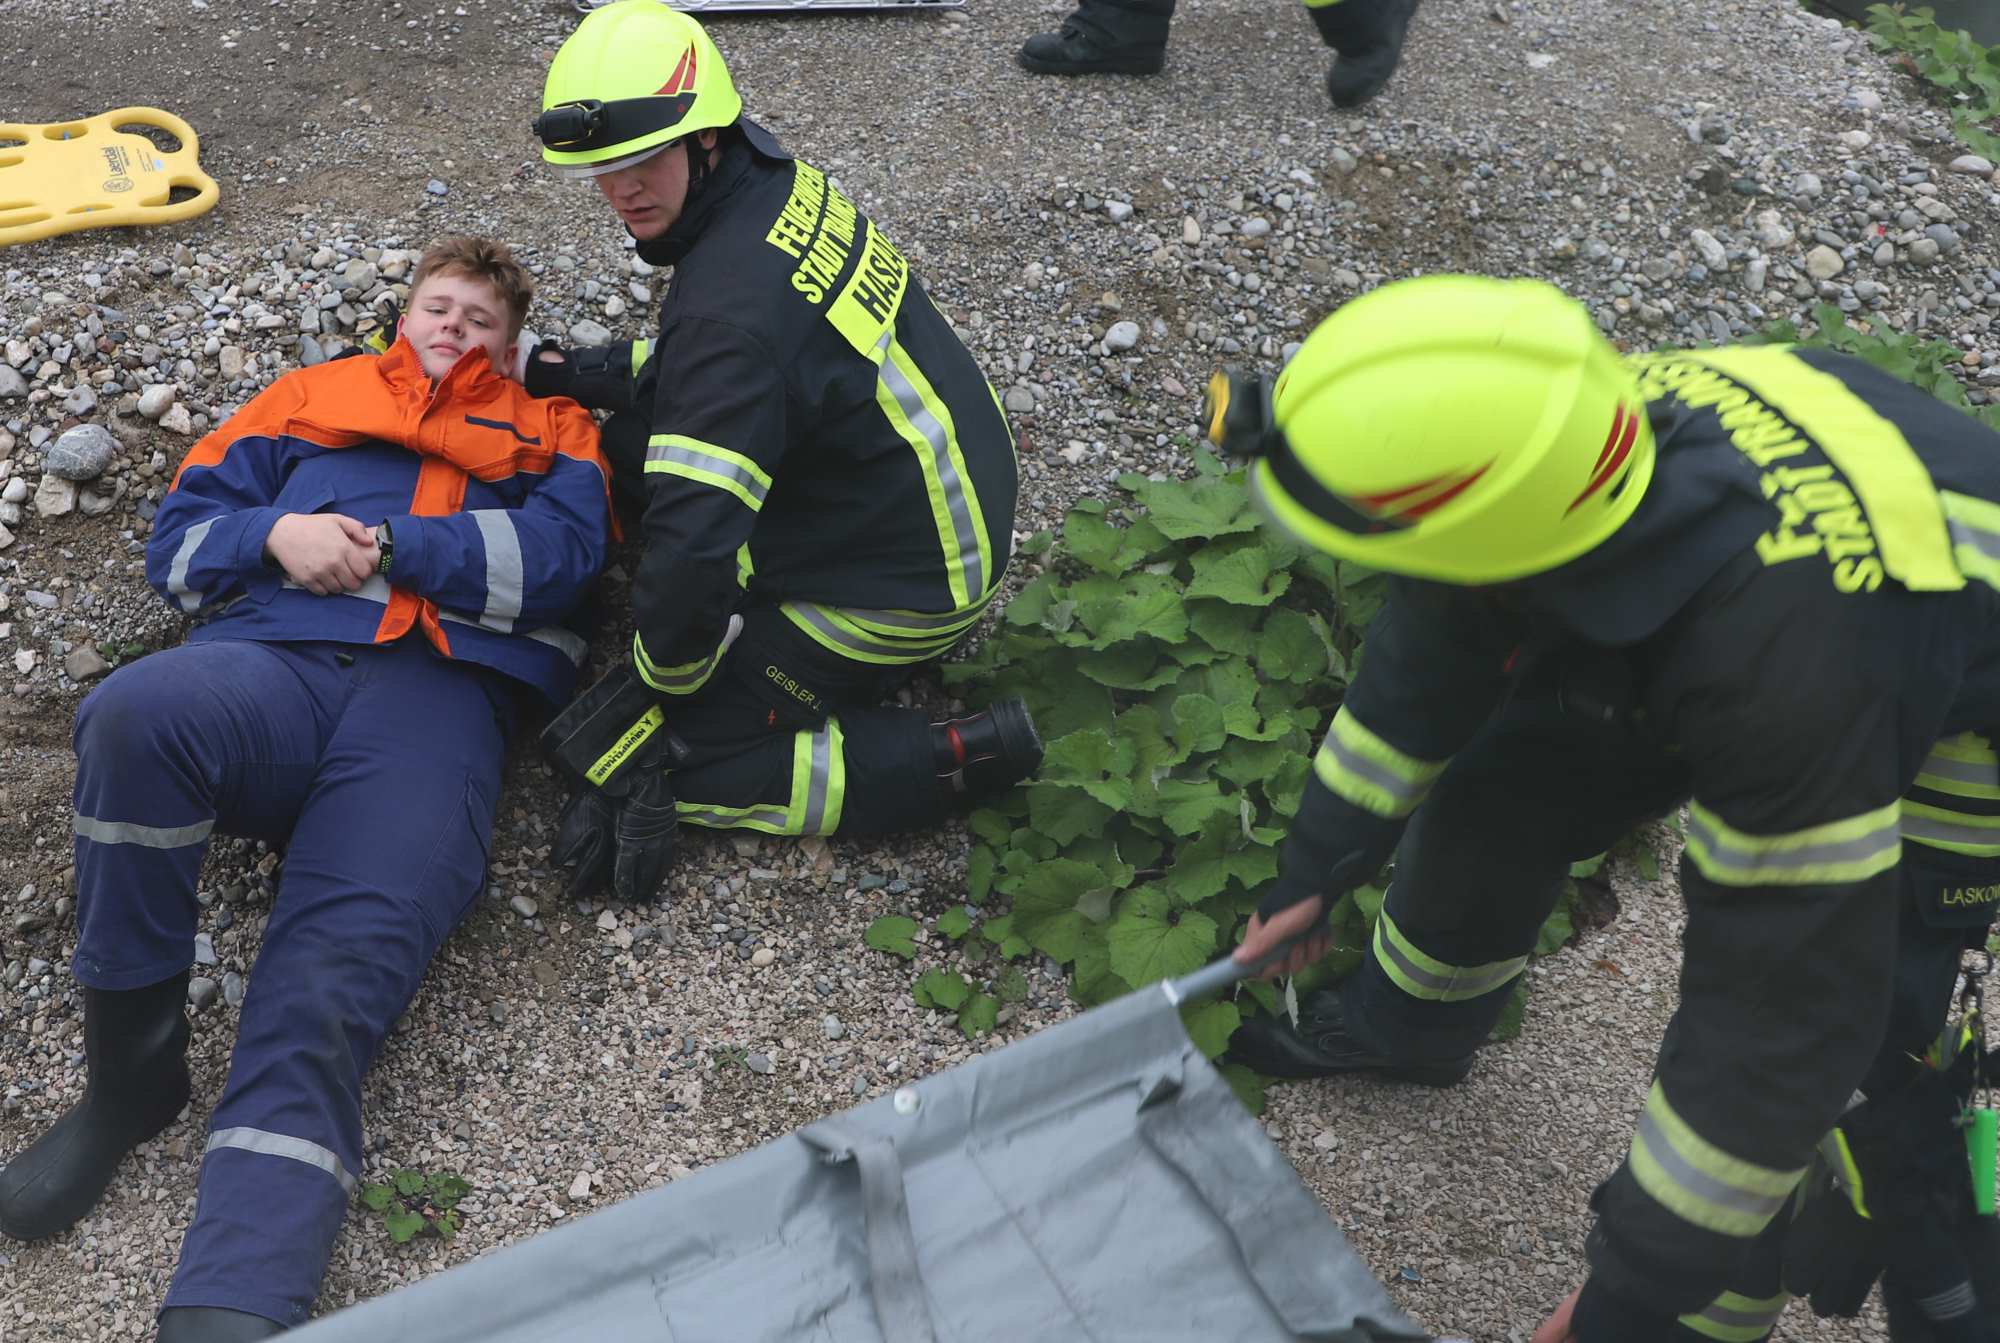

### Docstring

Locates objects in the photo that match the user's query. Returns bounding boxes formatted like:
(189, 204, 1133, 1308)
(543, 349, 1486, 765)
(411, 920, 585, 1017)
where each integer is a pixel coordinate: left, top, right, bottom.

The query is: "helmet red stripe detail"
(1567, 403, 1639, 513)
(1397, 463, 1491, 519)
(658, 48, 692, 97)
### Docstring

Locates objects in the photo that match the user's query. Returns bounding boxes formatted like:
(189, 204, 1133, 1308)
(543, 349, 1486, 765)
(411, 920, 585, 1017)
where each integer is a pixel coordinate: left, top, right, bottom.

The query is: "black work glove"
(611, 767, 678, 905)
(552, 786, 617, 901)
(521, 339, 575, 400)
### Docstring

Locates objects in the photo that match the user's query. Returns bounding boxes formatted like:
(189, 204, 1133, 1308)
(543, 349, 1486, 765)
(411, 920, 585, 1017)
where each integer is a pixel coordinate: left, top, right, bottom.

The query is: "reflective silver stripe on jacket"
(73, 813, 215, 849)
(167, 517, 222, 612)
(801, 723, 836, 835)
(469, 511, 524, 633)
(877, 334, 984, 601)
(206, 1125, 359, 1196)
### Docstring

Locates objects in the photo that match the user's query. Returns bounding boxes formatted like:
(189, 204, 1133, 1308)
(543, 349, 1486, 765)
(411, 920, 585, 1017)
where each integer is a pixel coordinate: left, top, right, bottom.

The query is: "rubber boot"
(1307, 0, 1420, 108)
(156, 1307, 286, 1342)
(1225, 981, 1472, 1086)
(0, 971, 193, 1241)
(931, 698, 1044, 800)
(1018, 0, 1175, 76)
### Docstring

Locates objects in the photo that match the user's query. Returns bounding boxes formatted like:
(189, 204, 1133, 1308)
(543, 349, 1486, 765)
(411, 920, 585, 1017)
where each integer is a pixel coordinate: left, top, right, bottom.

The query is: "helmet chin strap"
(682, 133, 715, 205)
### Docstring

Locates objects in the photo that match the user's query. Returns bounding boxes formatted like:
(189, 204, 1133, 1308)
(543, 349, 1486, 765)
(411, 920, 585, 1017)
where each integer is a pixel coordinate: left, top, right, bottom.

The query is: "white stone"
(13, 648, 35, 674)
(1838, 130, 1872, 150)
(218, 346, 246, 379)
(1181, 216, 1201, 245)
(1745, 259, 1768, 293)
(47, 424, 118, 480)
(0, 521, 12, 551)
(1752, 210, 1795, 250)
(1104, 321, 1141, 352)
(137, 384, 177, 420)
(1105, 200, 1133, 223)
(160, 404, 195, 436)
(1949, 154, 1995, 176)
(1689, 229, 1728, 270)
(1805, 245, 1845, 281)
(32, 474, 77, 518)
(570, 319, 614, 347)
(1, 477, 27, 505)
(567, 1172, 593, 1201)
(750, 947, 775, 968)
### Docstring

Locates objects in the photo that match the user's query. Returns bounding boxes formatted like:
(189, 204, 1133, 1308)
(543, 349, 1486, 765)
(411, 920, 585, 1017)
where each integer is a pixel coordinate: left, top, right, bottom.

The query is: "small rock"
(750, 947, 776, 968)
(509, 893, 538, 919)
(299, 334, 327, 367)
(1240, 217, 1272, 239)
(1104, 321, 1141, 353)
(1003, 386, 1035, 414)
(63, 646, 110, 682)
(1105, 201, 1133, 223)
(0, 366, 25, 400)
(1838, 130, 1872, 150)
(1329, 147, 1359, 176)
(746, 1052, 774, 1075)
(33, 474, 78, 518)
(1745, 259, 1768, 293)
(0, 521, 12, 552)
(1181, 216, 1201, 245)
(570, 319, 614, 347)
(63, 386, 98, 418)
(1911, 237, 1942, 265)
(426, 179, 449, 197)
(12, 648, 33, 675)
(193, 932, 218, 966)
(160, 404, 195, 436)
(1, 478, 25, 505)
(189, 976, 220, 1010)
(219, 346, 246, 379)
(1847, 89, 1883, 112)
(1874, 241, 1897, 267)
(12, 907, 45, 933)
(137, 384, 177, 419)
(1924, 223, 1961, 254)
(1950, 155, 1995, 176)
(1793, 172, 1823, 198)
(568, 1171, 592, 1201)
(596, 909, 619, 932)
(1752, 210, 1794, 250)
(1689, 229, 1728, 270)
(47, 424, 118, 481)
(222, 971, 245, 1008)
(1806, 245, 1845, 281)
(823, 1015, 846, 1040)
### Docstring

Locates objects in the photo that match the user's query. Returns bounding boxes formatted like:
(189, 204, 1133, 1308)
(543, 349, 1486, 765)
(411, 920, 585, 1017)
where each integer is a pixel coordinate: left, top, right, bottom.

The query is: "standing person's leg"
(0, 641, 332, 1242)
(1304, 0, 1421, 107)
(158, 641, 507, 1332)
(1231, 677, 1689, 1078)
(666, 605, 1039, 839)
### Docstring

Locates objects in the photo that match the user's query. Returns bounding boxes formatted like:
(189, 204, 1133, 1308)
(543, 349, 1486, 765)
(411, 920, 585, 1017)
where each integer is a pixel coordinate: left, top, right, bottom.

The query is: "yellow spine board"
(0, 106, 219, 247)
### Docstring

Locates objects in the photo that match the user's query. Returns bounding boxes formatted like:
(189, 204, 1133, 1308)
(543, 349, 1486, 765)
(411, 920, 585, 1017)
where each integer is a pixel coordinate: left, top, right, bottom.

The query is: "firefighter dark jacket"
(564, 120, 1019, 695)
(1268, 344, 2000, 1332)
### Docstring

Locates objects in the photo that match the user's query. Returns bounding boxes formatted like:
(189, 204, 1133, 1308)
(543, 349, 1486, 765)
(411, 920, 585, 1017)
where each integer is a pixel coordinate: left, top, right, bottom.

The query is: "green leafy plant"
(1756, 302, 2000, 431)
(863, 915, 919, 960)
(1863, 4, 2000, 159)
(94, 639, 149, 669)
(924, 450, 1581, 1083)
(360, 1168, 470, 1244)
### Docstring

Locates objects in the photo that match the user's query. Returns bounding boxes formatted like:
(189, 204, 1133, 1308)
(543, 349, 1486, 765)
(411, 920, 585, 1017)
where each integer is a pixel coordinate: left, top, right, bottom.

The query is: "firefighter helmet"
(1204, 275, 1655, 584)
(535, 1, 743, 179)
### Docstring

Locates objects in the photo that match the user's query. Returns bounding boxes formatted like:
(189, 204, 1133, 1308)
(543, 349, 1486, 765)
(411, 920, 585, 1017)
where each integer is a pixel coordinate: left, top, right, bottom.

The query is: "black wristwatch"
(375, 520, 394, 576)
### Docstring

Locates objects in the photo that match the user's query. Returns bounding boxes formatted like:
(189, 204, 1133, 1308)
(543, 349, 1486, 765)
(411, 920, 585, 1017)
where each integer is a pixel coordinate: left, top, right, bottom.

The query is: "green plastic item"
(1969, 1106, 1998, 1216)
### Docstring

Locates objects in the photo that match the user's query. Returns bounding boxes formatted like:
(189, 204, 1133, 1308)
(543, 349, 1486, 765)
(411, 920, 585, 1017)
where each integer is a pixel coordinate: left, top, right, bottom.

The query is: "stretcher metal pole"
(1162, 934, 1310, 1007)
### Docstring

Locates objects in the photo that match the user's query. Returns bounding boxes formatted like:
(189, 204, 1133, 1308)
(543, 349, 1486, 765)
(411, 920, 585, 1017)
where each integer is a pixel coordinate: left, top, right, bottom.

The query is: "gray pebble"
(569, 319, 614, 347)
(1874, 242, 1897, 267)
(189, 976, 220, 1010)
(509, 893, 539, 919)
(1689, 229, 1728, 270)
(1924, 223, 1961, 253)
(1911, 238, 1943, 265)
(1004, 386, 1035, 414)
(137, 384, 176, 419)
(193, 932, 219, 966)
(47, 425, 119, 481)
(1104, 201, 1133, 224)
(222, 971, 245, 1009)
(0, 366, 25, 400)
(1103, 321, 1141, 353)
(823, 1015, 846, 1040)
(62, 387, 98, 418)
(746, 1052, 774, 1075)
(63, 646, 109, 682)
(426, 179, 449, 197)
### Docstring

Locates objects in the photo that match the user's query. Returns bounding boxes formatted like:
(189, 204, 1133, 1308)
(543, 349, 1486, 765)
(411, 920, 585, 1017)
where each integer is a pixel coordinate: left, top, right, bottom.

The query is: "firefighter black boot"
(1225, 981, 1473, 1086)
(156, 1307, 286, 1342)
(0, 971, 193, 1241)
(1308, 0, 1419, 108)
(1018, 0, 1175, 76)
(932, 698, 1044, 800)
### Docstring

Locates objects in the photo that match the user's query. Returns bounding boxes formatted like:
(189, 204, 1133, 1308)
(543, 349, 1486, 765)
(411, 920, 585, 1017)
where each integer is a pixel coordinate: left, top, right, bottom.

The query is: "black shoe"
(1309, 0, 1419, 108)
(1225, 987, 1472, 1086)
(1018, 0, 1174, 76)
(157, 1306, 286, 1341)
(0, 972, 193, 1241)
(932, 697, 1044, 799)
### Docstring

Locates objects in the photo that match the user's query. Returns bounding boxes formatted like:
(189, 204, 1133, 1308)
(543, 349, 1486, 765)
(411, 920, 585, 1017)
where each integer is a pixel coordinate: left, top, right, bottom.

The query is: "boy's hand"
(265, 512, 380, 594)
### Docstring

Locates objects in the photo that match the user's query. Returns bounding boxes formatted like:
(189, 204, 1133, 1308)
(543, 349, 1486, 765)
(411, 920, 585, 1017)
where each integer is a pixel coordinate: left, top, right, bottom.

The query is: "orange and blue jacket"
(149, 335, 612, 704)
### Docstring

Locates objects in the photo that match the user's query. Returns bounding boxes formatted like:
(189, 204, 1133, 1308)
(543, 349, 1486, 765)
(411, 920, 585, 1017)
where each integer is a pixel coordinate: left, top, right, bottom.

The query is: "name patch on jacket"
(763, 160, 908, 359)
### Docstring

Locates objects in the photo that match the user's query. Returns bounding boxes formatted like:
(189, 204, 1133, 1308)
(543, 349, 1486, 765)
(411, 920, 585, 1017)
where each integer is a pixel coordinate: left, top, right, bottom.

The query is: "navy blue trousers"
(70, 636, 509, 1327)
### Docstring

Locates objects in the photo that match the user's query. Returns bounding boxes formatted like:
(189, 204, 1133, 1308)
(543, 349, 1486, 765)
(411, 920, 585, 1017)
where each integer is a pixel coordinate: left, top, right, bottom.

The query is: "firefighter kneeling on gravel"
(520, 1, 1042, 900)
(1214, 275, 2000, 1342)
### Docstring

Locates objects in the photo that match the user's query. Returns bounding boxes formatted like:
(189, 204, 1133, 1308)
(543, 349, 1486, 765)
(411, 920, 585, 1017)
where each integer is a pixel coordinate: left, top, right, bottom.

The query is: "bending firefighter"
(523, 1, 1042, 900)
(1019, 0, 1418, 109)
(1214, 276, 2000, 1342)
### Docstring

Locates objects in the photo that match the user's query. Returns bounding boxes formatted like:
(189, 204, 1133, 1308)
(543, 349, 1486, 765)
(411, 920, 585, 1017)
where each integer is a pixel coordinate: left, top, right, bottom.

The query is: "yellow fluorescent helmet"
(1238, 275, 1656, 584)
(537, 0, 743, 179)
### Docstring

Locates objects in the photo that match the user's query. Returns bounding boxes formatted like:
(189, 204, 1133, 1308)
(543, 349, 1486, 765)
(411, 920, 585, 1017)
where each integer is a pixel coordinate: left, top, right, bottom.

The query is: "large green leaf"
(1026, 783, 1115, 846)
(864, 916, 919, 960)
(1254, 607, 1328, 683)
(1011, 859, 1118, 963)
(1156, 779, 1238, 836)
(1040, 728, 1137, 808)
(1076, 642, 1181, 691)
(1107, 885, 1219, 987)
(1179, 1000, 1241, 1059)
(915, 968, 972, 1011)
(1076, 573, 1191, 648)
(1185, 599, 1261, 656)
(1187, 543, 1292, 607)
(1120, 474, 1261, 541)
(1063, 503, 1129, 574)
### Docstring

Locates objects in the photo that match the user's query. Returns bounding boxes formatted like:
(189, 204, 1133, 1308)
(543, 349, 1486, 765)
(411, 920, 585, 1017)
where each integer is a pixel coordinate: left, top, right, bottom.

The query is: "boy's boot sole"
(0, 974, 192, 1241)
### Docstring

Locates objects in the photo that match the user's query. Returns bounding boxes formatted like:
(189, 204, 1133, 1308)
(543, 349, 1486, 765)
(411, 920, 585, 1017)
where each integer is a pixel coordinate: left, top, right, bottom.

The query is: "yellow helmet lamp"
(1203, 275, 1656, 585)
(536, 1, 743, 179)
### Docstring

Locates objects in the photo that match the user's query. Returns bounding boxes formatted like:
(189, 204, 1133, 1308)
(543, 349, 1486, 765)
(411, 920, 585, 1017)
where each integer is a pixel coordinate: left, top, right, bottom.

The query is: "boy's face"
(404, 272, 516, 381)
(594, 134, 707, 241)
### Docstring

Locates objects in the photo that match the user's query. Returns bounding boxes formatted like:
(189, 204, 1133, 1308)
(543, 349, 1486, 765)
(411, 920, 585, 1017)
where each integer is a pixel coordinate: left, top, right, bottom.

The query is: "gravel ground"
(5, 0, 1997, 1336)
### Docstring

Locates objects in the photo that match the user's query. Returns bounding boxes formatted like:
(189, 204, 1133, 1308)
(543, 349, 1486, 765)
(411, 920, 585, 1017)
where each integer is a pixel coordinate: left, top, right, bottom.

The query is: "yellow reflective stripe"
(1901, 800, 2000, 857)
(1628, 1082, 1806, 1237)
(629, 340, 650, 379)
(781, 597, 989, 666)
(1822, 1129, 1871, 1219)
(632, 630, 724, 696)
(1370, 908, 1526, 1002)
(735, 541, 755, 591)
(1918, 731, 2000, 799)
(643, 434, 772, 512)
(876, 336, 992, 609)
(1684, 800, 1901, 887)
(675, 721, 844, 836)
(1688, 348, 1960, 592)
(1678, 1291, 1790, 1343)
(1942, 490, 2000, 593)
(1311, 707, 1450, 819)
(678, 799, 792, 834)
(585, 704, 664, 787)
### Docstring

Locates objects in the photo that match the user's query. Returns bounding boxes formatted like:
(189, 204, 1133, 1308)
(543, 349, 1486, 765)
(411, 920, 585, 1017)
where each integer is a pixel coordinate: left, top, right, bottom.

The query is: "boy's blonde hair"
(411, 236, 535, 340)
